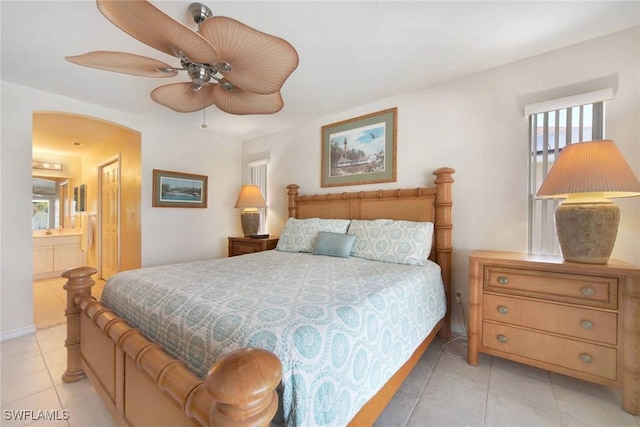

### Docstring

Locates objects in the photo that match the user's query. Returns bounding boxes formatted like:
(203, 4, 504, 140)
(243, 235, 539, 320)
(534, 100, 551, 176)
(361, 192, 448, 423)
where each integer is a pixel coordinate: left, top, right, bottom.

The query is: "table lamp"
(234, 185, 267, 236)
(536, 139, 640, 264)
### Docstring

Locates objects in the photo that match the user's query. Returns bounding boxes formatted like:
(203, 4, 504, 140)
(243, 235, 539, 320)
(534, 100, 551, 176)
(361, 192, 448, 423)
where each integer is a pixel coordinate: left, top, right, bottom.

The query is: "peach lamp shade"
(234, 185, 267, 236)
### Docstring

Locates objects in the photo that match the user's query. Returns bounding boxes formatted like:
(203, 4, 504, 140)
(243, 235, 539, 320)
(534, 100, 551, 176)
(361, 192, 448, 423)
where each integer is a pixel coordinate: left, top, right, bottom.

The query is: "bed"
(61, 167, 454, 426)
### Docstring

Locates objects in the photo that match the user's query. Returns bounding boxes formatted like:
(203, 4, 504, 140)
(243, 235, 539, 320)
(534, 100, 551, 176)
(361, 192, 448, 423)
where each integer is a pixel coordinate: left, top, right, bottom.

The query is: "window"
(32, 200, 51, 229)
(248, 159, 268, 234)
(527, 92, 607, 256)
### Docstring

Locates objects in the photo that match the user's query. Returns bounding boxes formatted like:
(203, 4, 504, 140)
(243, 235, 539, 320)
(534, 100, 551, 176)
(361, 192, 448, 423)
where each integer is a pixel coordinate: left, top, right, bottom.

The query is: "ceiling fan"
(66, 1, 299, 115)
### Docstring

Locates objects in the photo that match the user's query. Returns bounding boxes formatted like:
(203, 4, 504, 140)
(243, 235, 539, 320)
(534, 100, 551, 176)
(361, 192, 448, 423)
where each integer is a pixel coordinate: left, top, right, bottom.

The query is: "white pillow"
(347, 219, 434, 265)
(276, 218, 351, 253)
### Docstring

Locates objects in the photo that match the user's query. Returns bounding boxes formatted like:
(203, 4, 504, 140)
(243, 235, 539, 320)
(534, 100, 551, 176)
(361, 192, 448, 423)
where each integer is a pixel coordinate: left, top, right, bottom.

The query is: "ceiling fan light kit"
(66, 1, 298, 115)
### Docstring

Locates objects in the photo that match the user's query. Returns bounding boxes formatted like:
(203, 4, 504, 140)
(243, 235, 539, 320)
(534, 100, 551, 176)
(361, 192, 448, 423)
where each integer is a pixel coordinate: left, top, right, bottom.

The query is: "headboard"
(286, 167, 454, 337)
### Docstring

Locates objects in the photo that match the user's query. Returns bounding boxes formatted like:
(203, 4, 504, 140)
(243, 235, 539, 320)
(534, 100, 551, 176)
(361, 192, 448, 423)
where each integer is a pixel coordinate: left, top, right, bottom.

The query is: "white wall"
(0, 81, 243, 339)
(3, 27, 637, 339)
(243, 27, 640, 334)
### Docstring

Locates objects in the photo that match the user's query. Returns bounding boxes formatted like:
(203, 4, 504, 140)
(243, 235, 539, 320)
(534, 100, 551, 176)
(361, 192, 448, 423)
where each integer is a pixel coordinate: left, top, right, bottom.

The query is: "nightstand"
(228, 236, 279, 257)
(468, 250, 640, 415)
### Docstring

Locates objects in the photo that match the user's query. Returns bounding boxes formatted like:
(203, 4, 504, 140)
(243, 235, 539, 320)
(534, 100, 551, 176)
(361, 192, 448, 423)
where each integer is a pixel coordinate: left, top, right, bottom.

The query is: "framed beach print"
(152, 169, 208, 208)
(321, 107, 397, 187)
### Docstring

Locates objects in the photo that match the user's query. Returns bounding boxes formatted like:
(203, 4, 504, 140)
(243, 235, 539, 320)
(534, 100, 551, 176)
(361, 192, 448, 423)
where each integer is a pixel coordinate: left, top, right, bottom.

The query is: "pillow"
(276, 218, 351, 253)
(347, 219, 434, 266)
(312, 232, 357, 258)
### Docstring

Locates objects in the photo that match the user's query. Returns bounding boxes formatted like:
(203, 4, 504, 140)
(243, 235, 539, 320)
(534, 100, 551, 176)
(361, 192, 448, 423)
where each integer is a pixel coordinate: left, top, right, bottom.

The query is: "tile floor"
(375, 338, 640, 427)
(1, 280, 638, 426)
(32, 278, 106, 330)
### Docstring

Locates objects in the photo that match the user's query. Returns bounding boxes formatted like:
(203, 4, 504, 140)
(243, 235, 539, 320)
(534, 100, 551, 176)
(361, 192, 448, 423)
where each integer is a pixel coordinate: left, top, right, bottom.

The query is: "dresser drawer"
(232, 242, 262, 255)
(484, 267, 618, 309)
(228, 237, 278, 257)
(483, 294, 617, 345)
(482, 322, 617, 380)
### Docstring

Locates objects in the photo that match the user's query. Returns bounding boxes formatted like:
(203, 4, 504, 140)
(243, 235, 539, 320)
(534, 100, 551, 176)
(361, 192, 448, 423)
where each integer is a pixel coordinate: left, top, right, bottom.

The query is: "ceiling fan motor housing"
(186, 62, 211, 90)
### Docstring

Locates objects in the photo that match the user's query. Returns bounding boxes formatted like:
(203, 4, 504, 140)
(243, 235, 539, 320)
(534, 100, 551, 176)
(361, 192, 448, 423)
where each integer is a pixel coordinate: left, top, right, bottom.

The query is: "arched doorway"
(31, 111, 141, 328)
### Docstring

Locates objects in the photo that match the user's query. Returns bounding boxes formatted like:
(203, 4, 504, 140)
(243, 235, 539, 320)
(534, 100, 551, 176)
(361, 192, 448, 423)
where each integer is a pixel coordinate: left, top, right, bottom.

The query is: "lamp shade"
(535, 139, 640, 264)
(234, 185, 267, 209)
(536, 140, 640, 200)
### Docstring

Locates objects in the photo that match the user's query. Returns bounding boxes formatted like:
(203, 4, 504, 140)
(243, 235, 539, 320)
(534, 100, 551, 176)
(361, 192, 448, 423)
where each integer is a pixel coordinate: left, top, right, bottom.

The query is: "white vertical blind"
(249, 159, 268, 234)
(527, 101, 604, 255)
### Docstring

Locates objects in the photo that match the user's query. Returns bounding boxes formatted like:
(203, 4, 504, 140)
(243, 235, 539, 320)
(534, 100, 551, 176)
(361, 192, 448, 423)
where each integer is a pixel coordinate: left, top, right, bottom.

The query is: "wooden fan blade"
(212, 85, 284, 115)
(66, 51, 178, 77)
(199, 17, 298, 95)
(97, 0, 217, 64)
(150, 82, 216, 113)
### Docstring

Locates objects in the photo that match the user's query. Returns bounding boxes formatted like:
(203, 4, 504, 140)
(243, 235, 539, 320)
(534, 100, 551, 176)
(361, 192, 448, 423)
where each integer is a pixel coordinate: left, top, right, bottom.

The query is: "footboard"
(61, 267, 282, 427)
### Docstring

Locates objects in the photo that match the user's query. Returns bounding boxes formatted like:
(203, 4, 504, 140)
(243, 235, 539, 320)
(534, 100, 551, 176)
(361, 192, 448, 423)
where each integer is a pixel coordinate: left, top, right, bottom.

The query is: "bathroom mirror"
(32, 177, 72, 230)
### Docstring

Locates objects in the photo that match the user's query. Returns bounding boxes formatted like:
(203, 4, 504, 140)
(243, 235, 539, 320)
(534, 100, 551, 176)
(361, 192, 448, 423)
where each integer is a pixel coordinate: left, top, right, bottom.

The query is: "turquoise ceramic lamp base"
(555, 202, 620, 264)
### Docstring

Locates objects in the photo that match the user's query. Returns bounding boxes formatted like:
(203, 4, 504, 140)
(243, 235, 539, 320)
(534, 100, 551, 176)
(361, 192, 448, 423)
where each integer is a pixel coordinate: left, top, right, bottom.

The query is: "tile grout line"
(488, 361, 564, 421)
(34, 330, 71, 427)
(403, 350, 442, 427)
(484, 360, 492, 426)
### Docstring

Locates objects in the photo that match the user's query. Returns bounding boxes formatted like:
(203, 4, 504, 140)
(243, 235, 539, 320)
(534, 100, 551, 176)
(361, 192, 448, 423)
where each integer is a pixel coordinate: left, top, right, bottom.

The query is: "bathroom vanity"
(33, 231, 84, 279)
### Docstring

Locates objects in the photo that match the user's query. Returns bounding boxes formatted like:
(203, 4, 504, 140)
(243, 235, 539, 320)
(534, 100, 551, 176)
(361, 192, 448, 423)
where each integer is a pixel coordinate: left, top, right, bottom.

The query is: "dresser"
(228, 236, 279, 257)
(468, 250, 640, 415)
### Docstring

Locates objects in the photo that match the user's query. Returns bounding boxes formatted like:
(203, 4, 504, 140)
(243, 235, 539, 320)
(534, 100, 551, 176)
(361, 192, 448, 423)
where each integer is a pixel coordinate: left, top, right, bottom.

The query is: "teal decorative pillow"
(312, 232, 357, 258)
(276, 218, 351, 253)
(347, 219, 434, 265)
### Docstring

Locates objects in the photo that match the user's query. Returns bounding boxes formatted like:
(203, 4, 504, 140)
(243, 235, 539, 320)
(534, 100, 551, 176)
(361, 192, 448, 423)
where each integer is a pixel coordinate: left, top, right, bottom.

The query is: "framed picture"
(152, 169, 208, 208)
(321, 107, 397, 187)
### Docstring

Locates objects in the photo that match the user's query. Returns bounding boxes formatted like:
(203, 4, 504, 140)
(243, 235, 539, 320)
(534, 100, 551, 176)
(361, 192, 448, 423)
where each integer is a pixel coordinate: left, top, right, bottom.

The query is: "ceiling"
(2, 1, 639, 153)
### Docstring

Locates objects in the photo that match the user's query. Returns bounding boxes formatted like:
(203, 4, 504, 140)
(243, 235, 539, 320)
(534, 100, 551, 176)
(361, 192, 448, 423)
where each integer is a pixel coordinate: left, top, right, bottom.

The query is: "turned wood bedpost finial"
(61, 266, 97, 383)
(206, 348, 282, 427)
(433, 167, 455, 338)
(287, 184, 300, 218)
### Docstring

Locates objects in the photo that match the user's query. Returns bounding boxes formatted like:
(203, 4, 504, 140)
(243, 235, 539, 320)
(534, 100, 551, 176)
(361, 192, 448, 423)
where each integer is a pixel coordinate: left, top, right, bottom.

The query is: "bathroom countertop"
(33, 230, 83, 238)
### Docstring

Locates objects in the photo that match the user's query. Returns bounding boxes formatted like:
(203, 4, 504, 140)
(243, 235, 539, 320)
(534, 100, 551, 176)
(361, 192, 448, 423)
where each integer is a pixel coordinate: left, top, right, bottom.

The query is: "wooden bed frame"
(61, 167, 454, 426)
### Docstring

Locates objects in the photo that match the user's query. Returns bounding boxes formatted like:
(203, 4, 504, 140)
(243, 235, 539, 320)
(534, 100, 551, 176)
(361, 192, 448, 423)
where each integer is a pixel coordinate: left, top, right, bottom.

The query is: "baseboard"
(0, 324, 36, 341)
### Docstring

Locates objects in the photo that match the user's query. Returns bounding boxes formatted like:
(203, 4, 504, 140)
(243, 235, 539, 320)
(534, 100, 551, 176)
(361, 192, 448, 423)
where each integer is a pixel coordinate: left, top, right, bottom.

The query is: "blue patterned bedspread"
(101, 250, 446, 426)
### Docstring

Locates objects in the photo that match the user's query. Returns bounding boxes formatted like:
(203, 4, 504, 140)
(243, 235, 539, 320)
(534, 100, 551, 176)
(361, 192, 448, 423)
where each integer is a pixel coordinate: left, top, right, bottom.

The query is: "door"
(59, 180, 70, 229)
(101, 159, 120, 280)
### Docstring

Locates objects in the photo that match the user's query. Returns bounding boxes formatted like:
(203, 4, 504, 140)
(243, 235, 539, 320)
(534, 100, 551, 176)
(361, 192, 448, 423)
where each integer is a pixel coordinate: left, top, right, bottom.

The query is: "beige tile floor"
(375, 338, 640, 427)
(0, 278, 111, 426)
(32, 278, 106, 330)
(1, 282, 638, 426)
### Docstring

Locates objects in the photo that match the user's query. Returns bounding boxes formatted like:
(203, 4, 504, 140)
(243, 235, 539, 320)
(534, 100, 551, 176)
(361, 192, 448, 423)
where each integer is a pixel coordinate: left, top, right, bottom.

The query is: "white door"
(101, 159, 120, 280)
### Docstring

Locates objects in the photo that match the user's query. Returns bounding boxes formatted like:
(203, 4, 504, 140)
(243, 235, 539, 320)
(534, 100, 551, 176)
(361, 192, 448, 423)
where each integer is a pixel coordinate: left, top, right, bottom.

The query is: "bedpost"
(61, 266, 97, 383)
(206, 348, 282, 426)
(433, 167, 455, 339)
(287, 184, 300, 218)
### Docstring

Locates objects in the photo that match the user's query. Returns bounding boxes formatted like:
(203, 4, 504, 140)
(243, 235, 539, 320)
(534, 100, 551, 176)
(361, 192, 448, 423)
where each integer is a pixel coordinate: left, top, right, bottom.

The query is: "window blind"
(249, 160, 268, 234)
(527, 101, 605, 255)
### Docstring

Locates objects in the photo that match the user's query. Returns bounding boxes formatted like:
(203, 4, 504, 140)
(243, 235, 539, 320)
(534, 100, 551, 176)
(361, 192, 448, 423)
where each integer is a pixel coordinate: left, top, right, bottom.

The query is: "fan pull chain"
(202, 93, 208, 128)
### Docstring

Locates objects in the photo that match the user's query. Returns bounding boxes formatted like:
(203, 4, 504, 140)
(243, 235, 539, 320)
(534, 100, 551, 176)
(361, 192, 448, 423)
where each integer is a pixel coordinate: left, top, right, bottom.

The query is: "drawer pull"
(496, 334, 508, 344)
(580, 353, 593, 364)
(581, 286, 595, 296)
(580, 320, 593, 330)
(497, 276, 509, 285)
(497, 306, 509, 315)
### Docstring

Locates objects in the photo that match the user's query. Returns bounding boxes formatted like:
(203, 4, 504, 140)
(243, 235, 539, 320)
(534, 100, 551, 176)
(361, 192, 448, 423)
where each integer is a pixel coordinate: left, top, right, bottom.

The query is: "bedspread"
(101, 250, 446, 426)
